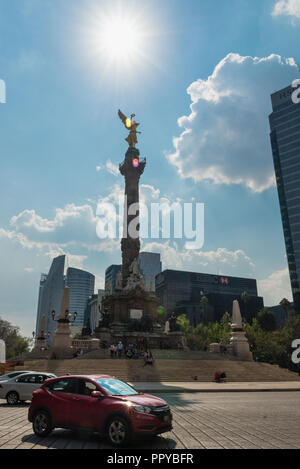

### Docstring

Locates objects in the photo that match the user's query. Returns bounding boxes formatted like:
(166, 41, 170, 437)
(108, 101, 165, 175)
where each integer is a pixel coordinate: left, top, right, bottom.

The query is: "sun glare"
(100, 17, 140, 63)
(93, 12, 147, 69)
(77, 3, 163, 79)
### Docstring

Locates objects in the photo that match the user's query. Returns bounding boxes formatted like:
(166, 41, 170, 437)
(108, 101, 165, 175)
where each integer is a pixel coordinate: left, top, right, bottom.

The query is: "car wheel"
(106, 416, 131, 447)
(6, 391, 19, 405)
(33, 411, 52, 437)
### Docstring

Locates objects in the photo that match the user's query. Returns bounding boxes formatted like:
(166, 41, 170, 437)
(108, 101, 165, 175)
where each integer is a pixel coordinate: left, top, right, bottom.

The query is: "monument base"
(230, 331, 253, 361)
(51, 323, 73, 359)
(102, 285, 162, 325)
(35, 337, 47, 351)
(97, 285, 181, 348)
(95, 329, 185, 350)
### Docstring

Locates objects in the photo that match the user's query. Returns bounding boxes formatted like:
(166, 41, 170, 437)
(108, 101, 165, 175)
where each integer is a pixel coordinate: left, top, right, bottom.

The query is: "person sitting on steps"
(214, 371, 227, 383)
(143, 350, 154, 367)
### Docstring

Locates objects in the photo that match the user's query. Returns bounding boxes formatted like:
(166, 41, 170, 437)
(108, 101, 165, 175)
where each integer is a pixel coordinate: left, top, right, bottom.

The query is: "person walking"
(117, 341, 124, 358)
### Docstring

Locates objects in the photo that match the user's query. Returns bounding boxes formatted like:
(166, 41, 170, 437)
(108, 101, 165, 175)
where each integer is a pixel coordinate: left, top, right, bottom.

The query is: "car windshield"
(96, 378, 138, 396)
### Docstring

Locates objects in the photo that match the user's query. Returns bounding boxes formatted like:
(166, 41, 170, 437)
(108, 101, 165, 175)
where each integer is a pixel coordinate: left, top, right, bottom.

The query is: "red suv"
(28, 375, 172, 447)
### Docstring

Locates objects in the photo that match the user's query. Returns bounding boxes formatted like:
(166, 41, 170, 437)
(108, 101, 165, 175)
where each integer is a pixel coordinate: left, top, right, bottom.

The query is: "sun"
(77, 3, 161, 78)
(92, 11, 147, 69)
(99, 16, 141, 64)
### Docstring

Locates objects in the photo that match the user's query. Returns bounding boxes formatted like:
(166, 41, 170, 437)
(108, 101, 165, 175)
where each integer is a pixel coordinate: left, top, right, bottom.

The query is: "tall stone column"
(119, 147, 146, 288)
(52, 286, 73, 357)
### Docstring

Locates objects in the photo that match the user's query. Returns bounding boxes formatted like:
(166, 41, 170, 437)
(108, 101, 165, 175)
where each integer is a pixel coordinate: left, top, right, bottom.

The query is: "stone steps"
(76, 349, 241, 361)
(15, 359, 300, 382)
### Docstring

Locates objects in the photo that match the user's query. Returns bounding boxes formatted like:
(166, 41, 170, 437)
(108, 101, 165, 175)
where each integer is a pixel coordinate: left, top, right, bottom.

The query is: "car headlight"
(133, 405, 152, 414)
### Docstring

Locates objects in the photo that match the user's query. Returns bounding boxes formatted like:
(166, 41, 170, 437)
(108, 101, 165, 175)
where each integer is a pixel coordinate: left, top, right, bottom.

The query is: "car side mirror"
(91, 390, 105, 399)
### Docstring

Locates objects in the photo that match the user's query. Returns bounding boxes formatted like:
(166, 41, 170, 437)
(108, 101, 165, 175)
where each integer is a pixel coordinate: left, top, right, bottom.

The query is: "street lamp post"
(51, 309, 77, 324)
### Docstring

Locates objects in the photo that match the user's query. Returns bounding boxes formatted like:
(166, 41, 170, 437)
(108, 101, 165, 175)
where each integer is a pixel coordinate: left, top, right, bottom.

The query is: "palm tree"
(200, 296, 209, 323)
(241, 291, 249, 322)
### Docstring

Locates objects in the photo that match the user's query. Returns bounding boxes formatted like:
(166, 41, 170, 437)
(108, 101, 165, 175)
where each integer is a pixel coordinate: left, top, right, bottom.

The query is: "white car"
(0, 372, 56, 405)
(0, 371, 35, 382)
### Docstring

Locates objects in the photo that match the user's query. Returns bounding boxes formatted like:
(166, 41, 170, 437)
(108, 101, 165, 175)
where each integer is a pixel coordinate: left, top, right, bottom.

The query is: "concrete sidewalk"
(129, 381, 300, 393)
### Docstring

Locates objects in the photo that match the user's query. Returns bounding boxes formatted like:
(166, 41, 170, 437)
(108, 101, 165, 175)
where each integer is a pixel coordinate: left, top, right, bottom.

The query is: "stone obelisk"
(230, 300, 253, 361)
(52, 286, 73, 356)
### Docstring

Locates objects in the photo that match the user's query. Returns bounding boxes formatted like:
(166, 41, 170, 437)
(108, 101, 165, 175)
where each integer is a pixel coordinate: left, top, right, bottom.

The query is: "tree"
(245, 315, 300, 369)
(219, 312, 232, 344)
(0, 317, 32, 360)
(280, 298, 292, 319)
(176, 314, 191, 335)
(180, 312, 231, 351)
(241, 291, 250, 321)
(257, 308, 277, 332)
(200, 296, 209, 322)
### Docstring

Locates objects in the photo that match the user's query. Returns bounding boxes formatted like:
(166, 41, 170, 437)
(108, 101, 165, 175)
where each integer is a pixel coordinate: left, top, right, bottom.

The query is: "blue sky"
(1, 0, 300, 337)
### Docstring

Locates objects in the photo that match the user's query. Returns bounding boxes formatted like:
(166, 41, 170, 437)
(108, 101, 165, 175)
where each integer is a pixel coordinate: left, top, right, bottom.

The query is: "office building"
(155, 270, 264, 324)
(269, 84, 300, 311)
(83, 289, 105, 334)
(35, 255, 65, 345)
(105, 264, 122, 293)
(139, 252, 162, 291)
(66, 267, 95, 336)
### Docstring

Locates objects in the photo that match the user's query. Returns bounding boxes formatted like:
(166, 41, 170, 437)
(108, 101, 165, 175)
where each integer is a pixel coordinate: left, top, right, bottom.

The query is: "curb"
(129, 382, 300, 393)
(139, 387, 300, 393)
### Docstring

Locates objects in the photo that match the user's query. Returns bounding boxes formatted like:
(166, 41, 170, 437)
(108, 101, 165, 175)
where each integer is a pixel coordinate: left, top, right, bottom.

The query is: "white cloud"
(272, 0, 300, 18)
(95, 274, 105, 290)
(6, 182, 168, 257)
(0, 193, 132, 336)
(10, 204, 99, 244)
(258, 267, 292, 305)
(3, 199, 126, 258)
(167, 53, 298, 192)
(140, 184, 161, 203)
(11, 204, 98, 232)
(0, 220, 109, 336)
(142, 240, 255, 277)
(0, 227, 88, 270)
(0, 227, 69, 251)
(106, 159, 120, 177)
(96, 164, 103, 172)
(45, 247, 88, 270)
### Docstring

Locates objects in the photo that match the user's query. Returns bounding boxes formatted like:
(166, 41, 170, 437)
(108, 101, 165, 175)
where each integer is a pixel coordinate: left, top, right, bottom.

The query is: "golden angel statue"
(118, 109, 141, 148)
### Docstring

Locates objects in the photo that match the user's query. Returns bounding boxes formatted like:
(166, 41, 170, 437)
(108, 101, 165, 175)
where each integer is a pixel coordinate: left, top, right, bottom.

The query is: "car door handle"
(72, 397, 80, 401)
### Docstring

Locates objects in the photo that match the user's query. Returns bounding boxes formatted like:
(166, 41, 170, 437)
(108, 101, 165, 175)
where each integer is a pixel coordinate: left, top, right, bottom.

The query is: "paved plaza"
(1, 392, 300, 449)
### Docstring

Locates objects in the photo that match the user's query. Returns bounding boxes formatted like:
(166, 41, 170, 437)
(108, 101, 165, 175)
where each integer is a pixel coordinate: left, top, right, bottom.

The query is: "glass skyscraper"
(105, 264, 122, 293)
(269, 84, 300, 310)
(35, 255, 65, 345)
(139, 252, 162, 291)
(66, 267, 95, 335)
